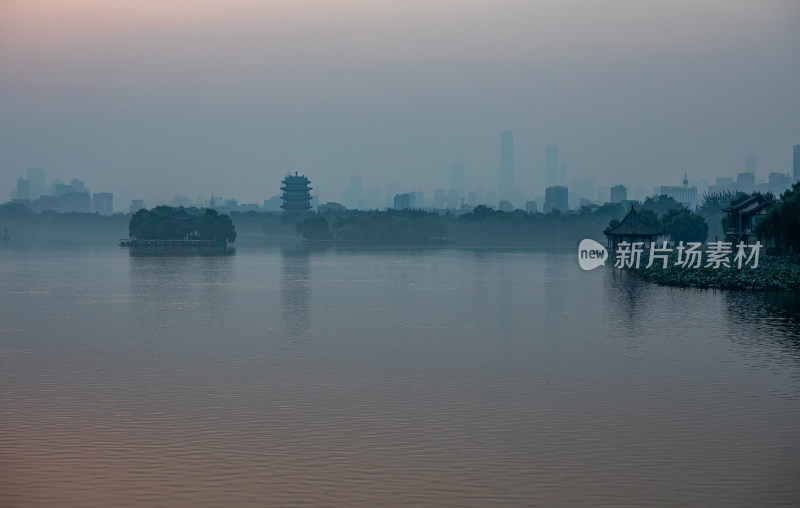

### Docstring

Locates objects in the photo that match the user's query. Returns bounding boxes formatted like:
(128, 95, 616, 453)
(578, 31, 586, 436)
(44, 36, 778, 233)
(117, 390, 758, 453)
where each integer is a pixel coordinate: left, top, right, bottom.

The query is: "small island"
(122, 206, 236, 247)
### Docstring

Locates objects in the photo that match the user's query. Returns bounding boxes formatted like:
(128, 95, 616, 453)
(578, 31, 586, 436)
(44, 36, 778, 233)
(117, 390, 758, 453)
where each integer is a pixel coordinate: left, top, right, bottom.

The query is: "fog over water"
(1, 1, 799, 204)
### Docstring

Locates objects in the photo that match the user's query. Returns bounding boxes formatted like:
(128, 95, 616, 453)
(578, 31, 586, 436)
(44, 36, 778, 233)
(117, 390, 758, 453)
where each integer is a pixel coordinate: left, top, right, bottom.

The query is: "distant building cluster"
(10, 167, 114, 215)
(5, 143, 798, 217)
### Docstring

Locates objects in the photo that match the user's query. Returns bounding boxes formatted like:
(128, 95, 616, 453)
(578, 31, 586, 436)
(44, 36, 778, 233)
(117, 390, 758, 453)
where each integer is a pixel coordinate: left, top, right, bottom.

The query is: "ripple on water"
(1, 248, 799, 506)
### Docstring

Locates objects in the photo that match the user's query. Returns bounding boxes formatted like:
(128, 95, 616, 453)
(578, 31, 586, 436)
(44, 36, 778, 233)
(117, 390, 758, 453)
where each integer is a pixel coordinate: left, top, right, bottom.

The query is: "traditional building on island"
(280, 172, 312, 213)
(604, 205, 661, 250)
(722, 194, 773, 245)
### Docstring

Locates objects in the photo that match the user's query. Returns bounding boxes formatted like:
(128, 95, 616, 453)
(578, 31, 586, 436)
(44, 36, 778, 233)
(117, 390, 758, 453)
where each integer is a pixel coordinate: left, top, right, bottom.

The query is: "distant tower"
(745, 151, 756, 175)
(683, 171, 689, 187)
(610, 185, 627, 203)
(546, 145, 558, 188)
(794, 145, 800, 181)
(451, 164, 465, 203)
(544, 186, 569, 213)
(280, 172, 312, 213)
(26, 167, 46, 200)
(499, 130, 514, 202)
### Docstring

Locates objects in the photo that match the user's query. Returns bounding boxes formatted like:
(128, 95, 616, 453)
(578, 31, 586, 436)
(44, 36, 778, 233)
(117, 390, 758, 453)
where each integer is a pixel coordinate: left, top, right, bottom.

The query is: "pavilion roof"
(722, 194, 772, 215)
(604, 206, 661, 236)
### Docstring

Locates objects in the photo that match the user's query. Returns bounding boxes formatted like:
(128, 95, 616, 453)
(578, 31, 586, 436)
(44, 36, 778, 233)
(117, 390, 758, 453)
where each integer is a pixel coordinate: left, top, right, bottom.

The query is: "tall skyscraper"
(544, 186, 568, 213)
(499, 130, 514, 202)
(610, 185, 627, 203)
(92, 192, 114, 215)
(451, 164, 465, 203)
(745, 151, 756, 175)
(546, 145, 558, 189)
(794, 145, 800, 181)
(26, 167, 46, 200)
(342, 175, 363, 209)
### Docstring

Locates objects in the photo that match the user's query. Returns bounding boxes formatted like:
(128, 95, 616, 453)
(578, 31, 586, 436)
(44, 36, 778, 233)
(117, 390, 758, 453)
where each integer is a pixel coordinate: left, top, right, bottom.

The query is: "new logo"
(578, 239, 608, 271)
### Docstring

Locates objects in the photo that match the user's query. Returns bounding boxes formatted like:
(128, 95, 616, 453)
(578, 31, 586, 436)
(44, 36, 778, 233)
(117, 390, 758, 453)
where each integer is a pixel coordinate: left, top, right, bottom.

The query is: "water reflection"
(723, 291, 800, 373)
(280, 245, 311, 344)
(127, 251, 234, 334)
(127, 246, 235, 257)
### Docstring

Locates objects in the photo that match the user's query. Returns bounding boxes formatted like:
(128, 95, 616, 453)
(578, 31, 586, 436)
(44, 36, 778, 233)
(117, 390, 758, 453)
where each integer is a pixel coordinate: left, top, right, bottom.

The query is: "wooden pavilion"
(604, 205, 661, 250)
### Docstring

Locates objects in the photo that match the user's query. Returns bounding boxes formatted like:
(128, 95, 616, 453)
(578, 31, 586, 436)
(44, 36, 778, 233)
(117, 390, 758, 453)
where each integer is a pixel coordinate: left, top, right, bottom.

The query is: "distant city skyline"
(5, 140, 798, 210)
(6, 140, 796, 214)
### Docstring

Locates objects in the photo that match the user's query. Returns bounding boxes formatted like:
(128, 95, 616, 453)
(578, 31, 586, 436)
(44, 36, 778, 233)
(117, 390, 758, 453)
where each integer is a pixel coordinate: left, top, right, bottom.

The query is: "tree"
(461, 205, 496, 221)
(198, 209, 236, 244)
(642, 195, 684, 216)
(296, 215, 331, 240)
(698, 190, 743, 216)
(0, 202, 34, 220)
(129, 206, 236, 244)
(661, 208, 708, 243)
(635, 208, 662, 232)
(756, 182, 800, 253)
(698, 190, 744, 240)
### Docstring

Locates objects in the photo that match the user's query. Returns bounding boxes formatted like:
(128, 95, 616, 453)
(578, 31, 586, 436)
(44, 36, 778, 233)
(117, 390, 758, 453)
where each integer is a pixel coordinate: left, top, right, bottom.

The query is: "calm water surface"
(1, 242, 799, 506)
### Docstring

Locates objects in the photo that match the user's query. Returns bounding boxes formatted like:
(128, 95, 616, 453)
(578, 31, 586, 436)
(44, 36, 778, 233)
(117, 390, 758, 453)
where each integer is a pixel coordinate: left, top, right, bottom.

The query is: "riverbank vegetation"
(633, 254, 800, 291)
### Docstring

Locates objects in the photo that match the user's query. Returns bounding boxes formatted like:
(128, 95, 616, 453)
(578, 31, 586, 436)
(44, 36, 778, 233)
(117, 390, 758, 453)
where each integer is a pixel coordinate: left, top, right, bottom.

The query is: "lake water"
(1, 242, 799, 506)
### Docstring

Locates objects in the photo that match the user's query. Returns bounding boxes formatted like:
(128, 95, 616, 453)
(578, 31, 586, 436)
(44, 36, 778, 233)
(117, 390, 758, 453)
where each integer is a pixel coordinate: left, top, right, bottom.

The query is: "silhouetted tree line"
(292, 206, 631, 247)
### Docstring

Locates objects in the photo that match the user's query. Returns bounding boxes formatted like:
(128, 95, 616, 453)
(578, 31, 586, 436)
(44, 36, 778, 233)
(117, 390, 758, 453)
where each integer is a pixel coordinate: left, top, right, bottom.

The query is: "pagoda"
(280, 172, 312, 213)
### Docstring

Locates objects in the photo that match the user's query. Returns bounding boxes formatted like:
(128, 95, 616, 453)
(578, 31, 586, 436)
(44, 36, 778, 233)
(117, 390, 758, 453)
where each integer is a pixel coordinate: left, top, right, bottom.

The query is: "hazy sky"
(1, 0, 799, 206)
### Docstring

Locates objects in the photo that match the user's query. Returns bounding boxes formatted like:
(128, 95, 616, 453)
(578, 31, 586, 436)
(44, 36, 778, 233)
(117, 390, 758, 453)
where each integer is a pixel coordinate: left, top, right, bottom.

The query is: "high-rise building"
(130, 199, 145, 213)
(280, 172, 313, 213)
(446, 188, 459, 209)
(26, 167, 46, 200)
(499, 131, 514, 202)
(342, 175, 363, 209)
(794, 145, 800, 181)
(60, 192, 91, 213)
(610, 185, 627, 203)
(546, 145, 558, 189)
(13, 177, 30, 201)
(736, 172, 755, 190)
(413, 190, 424, 208)
(745, 151, 756, 175)
(544, 186, 568, 213)
(92, 192, 114, 215)
(433, 189, 445, 209)
(451, 164, 465, 203)
(659, 173, 698, 210)
(385, 183, 402, 209)
(393, 193, 412, 210)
